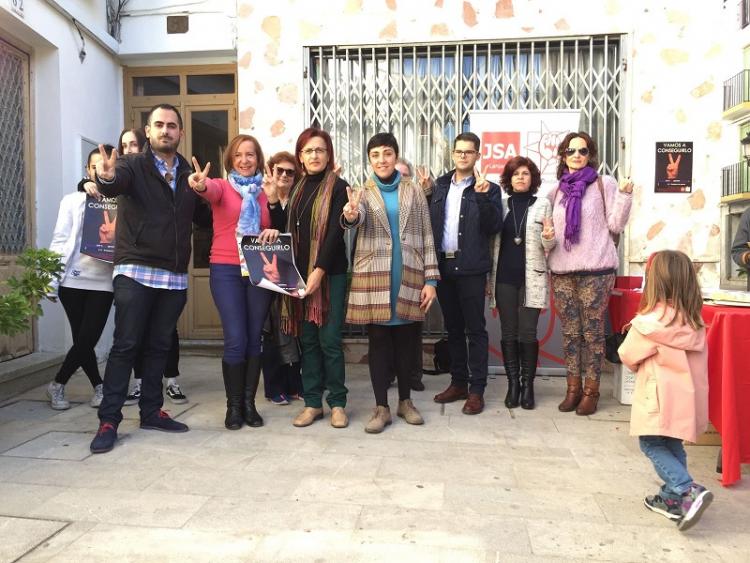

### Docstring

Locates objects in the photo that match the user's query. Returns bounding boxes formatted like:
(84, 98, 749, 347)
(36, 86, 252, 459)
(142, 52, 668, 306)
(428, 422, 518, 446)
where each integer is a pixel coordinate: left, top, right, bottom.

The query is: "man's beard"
(151, 136, 179, 152)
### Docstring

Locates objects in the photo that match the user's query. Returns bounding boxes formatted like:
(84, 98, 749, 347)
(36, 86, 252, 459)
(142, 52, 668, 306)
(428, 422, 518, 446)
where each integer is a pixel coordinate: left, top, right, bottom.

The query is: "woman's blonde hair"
(638, 250, 704, 330)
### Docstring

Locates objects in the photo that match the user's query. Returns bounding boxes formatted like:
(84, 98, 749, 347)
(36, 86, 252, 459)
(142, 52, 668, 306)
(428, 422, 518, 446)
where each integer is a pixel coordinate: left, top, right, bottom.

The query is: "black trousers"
(98, 275, 187, 425)
(436, 271, 488, 395)
(55, 286, 113, 387)
(495, 283, 541, 343)
(368, 322, 421, 406)
(134, 328, 180, 380)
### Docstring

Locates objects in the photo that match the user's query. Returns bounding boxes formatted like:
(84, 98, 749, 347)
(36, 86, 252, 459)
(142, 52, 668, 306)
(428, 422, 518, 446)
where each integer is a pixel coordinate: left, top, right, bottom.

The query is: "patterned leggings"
(552, 272, 615, 382)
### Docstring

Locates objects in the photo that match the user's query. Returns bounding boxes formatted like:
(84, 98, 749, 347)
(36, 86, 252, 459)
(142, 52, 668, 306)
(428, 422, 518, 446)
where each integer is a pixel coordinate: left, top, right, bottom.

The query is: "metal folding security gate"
(304, 35, 624, 184)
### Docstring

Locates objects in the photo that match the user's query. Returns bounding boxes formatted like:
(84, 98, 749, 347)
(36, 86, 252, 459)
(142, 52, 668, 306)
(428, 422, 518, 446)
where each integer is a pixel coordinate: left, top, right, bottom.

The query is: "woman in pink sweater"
(547, 132, 633, 415)
(188, 134, 281, 430)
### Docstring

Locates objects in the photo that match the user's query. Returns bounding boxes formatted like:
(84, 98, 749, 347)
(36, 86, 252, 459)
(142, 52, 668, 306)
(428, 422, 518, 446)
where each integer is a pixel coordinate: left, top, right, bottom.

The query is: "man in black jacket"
(430, 132, 503, 415)
(90, 104, 197, 453)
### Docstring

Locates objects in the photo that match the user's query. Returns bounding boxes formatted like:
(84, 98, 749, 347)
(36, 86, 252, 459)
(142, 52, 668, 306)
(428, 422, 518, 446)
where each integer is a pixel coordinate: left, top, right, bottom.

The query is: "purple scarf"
(558, 166, 599, 250)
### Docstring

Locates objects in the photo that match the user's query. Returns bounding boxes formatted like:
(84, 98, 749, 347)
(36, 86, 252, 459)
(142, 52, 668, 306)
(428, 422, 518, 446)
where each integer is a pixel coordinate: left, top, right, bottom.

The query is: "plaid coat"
(345, 177, 440, 324)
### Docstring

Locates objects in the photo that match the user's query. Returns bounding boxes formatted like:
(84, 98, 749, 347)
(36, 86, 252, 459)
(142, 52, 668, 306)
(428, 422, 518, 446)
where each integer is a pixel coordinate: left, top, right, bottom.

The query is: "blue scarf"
(372, 170, 401, 192)
(228, 170, 264, 236)
(558, 166, 598, 250)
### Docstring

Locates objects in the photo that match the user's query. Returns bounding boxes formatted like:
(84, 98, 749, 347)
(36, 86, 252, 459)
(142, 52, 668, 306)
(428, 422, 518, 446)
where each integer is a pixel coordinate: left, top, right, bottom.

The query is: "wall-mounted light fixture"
(741, 131, 750, 165)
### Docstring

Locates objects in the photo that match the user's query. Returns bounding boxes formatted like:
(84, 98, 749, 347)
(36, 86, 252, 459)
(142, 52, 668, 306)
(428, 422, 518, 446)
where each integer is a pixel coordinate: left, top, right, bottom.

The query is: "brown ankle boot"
(576, 378, 601, 416)
(558, 375, 583, 412)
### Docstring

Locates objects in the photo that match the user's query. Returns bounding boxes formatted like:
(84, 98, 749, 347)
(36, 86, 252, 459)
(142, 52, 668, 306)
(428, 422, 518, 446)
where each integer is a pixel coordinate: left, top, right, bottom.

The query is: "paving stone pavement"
(0, 356, 748, 562)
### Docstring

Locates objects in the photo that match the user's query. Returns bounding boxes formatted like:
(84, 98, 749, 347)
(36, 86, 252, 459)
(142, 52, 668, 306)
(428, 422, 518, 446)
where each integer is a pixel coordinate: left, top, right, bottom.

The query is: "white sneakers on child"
(47, 382, 70, 410)
(90, 384, 104, 408)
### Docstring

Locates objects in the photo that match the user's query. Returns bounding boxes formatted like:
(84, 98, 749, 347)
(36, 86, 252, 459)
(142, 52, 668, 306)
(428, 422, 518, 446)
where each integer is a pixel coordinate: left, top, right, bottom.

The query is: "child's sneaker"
(47, 382, 70, 410)
(644, 494, 683, 521)
(269, 394, 290, 405)
(677, 484, 713, 532)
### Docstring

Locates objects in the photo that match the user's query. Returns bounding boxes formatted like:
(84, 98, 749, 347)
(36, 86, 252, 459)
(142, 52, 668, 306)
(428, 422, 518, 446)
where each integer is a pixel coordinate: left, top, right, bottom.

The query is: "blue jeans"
(209, 263, 273, 364)
(639, 435, 693, 501)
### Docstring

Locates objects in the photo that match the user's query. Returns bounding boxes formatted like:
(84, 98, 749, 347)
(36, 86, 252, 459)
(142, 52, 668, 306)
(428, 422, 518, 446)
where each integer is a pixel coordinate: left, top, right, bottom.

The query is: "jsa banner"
(469, 109, 581, 191)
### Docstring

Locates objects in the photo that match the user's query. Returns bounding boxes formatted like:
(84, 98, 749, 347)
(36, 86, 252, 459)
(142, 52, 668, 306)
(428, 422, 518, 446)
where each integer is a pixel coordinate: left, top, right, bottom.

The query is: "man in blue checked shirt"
(90, 104, 198, 454)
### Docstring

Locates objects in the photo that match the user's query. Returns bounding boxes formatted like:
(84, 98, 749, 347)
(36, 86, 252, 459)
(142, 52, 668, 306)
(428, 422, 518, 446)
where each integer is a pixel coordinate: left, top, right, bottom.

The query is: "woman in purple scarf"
(546, 132, 633, 415)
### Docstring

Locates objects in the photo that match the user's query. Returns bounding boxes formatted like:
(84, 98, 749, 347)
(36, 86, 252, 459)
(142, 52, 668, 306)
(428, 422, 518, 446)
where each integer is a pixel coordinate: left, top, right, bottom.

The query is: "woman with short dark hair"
(488, 156, 554, 410)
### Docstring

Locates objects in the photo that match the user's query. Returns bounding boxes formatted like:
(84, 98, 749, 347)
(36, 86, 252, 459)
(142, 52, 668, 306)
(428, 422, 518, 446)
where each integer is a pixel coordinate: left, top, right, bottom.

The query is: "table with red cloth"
(609, 288, 750, 486)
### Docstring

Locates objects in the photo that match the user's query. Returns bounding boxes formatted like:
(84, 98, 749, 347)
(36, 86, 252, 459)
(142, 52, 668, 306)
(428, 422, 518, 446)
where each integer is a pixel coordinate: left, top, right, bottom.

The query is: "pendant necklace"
(294, 182, 322, 233)
(511, 198, 529, 246)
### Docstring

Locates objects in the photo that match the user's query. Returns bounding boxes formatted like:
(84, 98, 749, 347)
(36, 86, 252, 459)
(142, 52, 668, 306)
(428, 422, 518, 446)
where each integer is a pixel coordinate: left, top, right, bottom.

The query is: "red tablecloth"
(609, 289, 750, 487)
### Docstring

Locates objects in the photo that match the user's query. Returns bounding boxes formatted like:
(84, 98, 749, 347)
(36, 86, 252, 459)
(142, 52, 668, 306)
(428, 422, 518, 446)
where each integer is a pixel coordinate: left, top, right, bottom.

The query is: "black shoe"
(140, 410, 189, 433)
(501, 340, 521, 408)
(410, 380, 425, 391)
(90, 422, 118, 453)
(223, 361, 245, 430)
(520, 341, 539, 410)
(243, 356, 264, 428)
(166, 382, 188, 404)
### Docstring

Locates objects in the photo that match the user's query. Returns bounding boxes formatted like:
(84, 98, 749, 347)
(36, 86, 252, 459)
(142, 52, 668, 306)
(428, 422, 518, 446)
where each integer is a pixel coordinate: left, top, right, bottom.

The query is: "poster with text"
(80, 195, 117, 262)
(468, 109, 582, 194)
(655, 142, 693, 193)
(240, 233, 306, 298)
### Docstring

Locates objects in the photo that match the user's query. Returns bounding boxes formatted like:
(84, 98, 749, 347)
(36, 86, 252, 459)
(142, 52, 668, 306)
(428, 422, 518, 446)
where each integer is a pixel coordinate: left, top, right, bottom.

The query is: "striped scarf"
(280, 170, 337, 335)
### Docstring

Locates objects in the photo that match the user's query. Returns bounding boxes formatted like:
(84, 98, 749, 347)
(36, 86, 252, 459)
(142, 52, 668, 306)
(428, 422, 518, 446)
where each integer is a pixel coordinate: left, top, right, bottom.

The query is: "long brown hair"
(638, 250, 704, 330)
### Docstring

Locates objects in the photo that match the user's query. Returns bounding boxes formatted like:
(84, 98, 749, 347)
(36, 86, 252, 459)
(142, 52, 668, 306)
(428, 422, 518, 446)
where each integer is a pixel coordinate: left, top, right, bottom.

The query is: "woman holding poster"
(188, 134, 281, 430)
(46, 145, 117, 411)
(547, 132, 633, 415)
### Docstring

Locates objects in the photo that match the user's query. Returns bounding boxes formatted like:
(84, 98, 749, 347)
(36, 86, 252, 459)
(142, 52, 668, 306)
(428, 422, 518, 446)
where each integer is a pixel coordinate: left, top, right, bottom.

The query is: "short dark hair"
(147, 103, 183, 129)
(454, 132, 480, 151)
(118, 128, 146, 153)
(500, 156, 542, 195)
(268, 151, 300, 181)
(366, 132, 399, 157)
(556, 131, 599, 179)
(223, 134, 264, 176)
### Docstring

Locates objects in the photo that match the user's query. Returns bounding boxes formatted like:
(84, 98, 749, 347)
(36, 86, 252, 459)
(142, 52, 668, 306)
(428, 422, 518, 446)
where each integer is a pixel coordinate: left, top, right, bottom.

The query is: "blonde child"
(618, 250, 712, 531)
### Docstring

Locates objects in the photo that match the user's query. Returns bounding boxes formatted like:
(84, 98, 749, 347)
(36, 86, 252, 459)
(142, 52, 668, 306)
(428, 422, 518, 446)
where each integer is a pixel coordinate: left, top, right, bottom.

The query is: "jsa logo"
(481, 132, 520, 174)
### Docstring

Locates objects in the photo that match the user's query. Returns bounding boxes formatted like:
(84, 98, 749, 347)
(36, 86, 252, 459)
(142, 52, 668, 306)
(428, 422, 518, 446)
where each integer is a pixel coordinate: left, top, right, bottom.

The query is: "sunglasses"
(275, 167, 296, 178)
(564, 147, 590, 157)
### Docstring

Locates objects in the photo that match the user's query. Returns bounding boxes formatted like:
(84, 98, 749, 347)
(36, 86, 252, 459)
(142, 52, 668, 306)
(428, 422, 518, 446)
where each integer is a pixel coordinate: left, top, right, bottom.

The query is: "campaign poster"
(80, 195, 117, 262)
(655, 141, 693, 193)
(239, 233, 306, 298)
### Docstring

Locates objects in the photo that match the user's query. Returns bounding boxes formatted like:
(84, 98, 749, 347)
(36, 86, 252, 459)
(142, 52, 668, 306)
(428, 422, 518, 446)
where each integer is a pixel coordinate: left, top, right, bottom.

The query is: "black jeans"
(98, 275, 187, 425)
(368, 322, 421, 406)
(436, 271, 488, 395)
(495, 283, 541, 343)
(134, 328, 180, 379)
(55, 286, 113, 387)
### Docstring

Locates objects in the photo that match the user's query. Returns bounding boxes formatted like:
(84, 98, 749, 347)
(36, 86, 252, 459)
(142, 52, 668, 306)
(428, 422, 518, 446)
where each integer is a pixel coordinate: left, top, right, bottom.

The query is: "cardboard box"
(613, 363, 635, 405)
(685, 422, 721, 447)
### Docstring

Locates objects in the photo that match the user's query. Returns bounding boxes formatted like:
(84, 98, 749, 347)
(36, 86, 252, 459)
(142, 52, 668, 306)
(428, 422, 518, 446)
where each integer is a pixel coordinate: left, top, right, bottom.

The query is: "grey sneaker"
(90, 384, 104, 408)
(47, 381, 70, 410)
(678, 484, 713, 532)
(644, 493, 683, 521)
(124, 381, 141, 406)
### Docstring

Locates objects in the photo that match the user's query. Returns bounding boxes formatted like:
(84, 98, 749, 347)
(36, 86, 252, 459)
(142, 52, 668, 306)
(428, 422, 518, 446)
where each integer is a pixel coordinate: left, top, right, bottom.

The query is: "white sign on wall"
(9, 0, 25, 18)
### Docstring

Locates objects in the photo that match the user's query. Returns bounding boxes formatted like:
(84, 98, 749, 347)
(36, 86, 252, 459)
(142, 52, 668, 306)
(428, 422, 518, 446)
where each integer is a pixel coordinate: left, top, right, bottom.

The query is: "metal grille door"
(305, 36, 623, 184)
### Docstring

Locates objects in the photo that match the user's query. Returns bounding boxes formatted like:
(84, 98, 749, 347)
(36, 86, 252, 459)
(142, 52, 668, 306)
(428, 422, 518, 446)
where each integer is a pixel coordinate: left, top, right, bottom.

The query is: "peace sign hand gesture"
(95, 144, 118, 181)
(666, 153, 681, 180)
(618, 176, 634, 194)
(188, 157, 211, 192)
(262, 163, 278, 204)
(343, 186, 362, 223)
(416, 166, 432, 194)
(474, 166, 490, 193)
(541, 216, 555, 240)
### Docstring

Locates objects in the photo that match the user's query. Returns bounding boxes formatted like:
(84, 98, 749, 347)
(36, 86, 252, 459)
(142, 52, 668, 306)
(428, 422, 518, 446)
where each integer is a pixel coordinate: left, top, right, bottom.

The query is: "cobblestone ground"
(0, 356, 748, 562)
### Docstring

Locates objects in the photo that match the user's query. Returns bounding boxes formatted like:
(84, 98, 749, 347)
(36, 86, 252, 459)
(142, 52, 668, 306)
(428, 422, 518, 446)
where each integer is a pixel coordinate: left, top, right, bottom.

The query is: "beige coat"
(345, 178, 440, 324)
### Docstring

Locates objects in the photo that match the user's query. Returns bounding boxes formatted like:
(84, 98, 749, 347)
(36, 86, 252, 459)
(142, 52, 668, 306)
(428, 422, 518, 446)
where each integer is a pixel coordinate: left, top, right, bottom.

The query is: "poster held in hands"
(80, 195, 117, 262)
(240, 233, 306, 298)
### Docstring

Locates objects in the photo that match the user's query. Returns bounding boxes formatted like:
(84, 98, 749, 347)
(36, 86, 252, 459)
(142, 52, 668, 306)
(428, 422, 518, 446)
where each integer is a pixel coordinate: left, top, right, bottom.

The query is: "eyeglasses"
(564, 147, 590, 157)
(275, 167, 296, 177)
(453, 150, 478, 157)
(301, 148, 328, 156)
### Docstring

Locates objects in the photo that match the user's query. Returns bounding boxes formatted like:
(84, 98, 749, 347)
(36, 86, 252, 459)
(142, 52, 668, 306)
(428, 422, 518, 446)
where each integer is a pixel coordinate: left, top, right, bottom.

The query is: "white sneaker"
(47, 382, 70, 410)
(90, 384, 104, 408)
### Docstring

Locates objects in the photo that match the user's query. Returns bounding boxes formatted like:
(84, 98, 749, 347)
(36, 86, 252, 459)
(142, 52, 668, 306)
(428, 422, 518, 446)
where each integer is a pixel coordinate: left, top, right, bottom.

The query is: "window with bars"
(305, 36, 624, 185)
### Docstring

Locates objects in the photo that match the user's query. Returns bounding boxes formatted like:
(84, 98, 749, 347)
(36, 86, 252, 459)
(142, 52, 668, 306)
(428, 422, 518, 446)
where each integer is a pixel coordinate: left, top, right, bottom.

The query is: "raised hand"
(343, 186, 362, 223)
(261, 252, 281, 284)
(541, 216, 555, 240)
(188, 156, 211, 192)
(666, 153, 681, 180)
(95, 144, 118, 181)
(474, 165, 490, 193)
(416, 166, 432, 194)
(262, 163, 278, 204)
(618, 176, 634, 194)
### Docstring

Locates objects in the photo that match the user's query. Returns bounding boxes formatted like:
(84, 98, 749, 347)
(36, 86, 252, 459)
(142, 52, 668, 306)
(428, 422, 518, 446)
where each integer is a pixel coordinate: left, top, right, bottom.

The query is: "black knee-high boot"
(243, 356, 264, 427)
(222, 360, 245, 430)
(519, 341, 539, 410)
(501, 340, 521, 408)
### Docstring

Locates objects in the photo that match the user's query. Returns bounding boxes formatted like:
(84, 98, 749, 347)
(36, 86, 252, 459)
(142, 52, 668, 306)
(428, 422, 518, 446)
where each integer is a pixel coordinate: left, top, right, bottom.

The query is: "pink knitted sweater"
(546, 175, 632, 274)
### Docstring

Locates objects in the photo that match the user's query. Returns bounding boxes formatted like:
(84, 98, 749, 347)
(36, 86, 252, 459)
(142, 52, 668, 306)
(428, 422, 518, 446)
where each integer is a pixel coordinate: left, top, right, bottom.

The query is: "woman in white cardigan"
(488, 156, 555, 410)
(46, 146, 116, 410)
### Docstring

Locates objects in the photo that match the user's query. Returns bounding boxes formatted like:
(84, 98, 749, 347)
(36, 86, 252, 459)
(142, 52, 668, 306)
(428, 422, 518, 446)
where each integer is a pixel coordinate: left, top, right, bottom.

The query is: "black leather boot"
(222, 360, 244, 430)
(243, 356, 264, 427)
(519, 341, 539, 410)
(501, 340, 521, 408)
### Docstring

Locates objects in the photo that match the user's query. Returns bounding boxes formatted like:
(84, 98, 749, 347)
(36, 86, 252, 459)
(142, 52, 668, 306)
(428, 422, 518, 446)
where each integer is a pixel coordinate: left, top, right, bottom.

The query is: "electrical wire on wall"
(107, 0, 130, 42)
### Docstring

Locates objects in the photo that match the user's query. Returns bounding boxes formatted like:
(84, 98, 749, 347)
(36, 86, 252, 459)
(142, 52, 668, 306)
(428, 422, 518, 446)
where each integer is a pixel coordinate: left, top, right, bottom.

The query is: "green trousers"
(300, 273, 348, 408)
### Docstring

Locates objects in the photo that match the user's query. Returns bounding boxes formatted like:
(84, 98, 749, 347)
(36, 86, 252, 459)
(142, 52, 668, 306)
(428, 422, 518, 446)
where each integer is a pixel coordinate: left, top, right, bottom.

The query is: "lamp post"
(742, 131, 750, 164)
